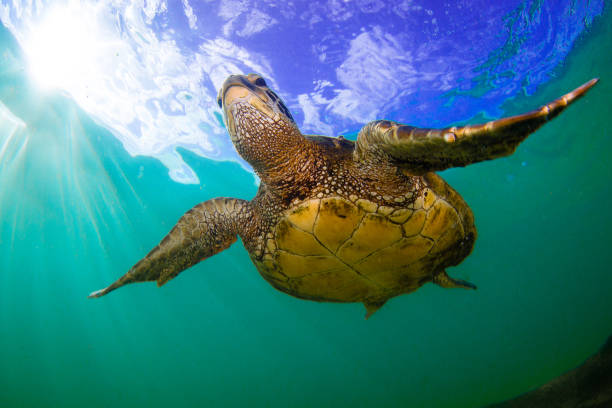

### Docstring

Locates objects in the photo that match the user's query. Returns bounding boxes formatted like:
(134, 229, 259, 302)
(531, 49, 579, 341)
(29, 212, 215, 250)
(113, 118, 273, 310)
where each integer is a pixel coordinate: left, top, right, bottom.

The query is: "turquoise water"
(1, 7, 611, 408)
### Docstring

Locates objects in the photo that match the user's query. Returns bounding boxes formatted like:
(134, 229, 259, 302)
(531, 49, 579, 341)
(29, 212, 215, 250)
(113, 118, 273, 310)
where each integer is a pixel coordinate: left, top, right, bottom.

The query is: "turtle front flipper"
(354, 78, 598, 174)
(88, 198, 251, 298)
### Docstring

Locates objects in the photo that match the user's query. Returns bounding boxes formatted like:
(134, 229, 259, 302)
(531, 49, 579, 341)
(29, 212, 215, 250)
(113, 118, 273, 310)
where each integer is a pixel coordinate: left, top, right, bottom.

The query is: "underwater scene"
(0, 0, 611, 407)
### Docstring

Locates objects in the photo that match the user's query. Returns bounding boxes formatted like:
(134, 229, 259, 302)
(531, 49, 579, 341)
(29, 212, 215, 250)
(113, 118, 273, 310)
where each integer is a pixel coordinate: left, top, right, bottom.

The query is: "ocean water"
(0, 3, 611, 408)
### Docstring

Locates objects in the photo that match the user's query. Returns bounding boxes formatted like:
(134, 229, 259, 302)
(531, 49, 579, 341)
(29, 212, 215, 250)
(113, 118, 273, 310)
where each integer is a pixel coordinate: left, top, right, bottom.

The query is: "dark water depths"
(1, 6, 611, 408)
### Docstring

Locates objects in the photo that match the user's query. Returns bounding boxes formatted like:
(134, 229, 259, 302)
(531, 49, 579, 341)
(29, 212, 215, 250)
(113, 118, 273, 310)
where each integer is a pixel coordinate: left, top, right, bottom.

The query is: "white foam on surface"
(0, 0, 275, 183)
(0, 0, 602, 183)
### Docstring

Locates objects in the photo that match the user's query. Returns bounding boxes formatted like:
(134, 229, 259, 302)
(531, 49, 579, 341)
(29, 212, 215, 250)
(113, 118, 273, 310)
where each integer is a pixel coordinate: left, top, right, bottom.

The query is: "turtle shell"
(253, 182, 475, 306)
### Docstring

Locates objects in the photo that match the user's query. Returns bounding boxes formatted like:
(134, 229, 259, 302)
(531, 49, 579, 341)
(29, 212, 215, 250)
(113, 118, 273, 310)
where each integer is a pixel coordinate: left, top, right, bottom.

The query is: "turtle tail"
(363, 299, 387, 319)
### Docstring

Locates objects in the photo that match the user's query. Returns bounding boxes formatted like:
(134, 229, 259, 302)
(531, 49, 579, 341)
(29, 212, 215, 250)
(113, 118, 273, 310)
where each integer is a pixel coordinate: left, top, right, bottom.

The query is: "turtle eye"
(217, 97, 222, 109)
(254, 77, 267, 87)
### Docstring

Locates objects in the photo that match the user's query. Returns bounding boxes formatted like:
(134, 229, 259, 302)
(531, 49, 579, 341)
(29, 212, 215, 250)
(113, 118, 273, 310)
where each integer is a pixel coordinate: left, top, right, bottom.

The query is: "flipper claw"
(88, 289, 105, 298)
(87, 277, 131, 298)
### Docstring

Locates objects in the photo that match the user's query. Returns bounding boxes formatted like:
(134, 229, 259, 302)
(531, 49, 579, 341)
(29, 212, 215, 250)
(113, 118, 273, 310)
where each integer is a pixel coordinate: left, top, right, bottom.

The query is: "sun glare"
(22, 5, 102, 91)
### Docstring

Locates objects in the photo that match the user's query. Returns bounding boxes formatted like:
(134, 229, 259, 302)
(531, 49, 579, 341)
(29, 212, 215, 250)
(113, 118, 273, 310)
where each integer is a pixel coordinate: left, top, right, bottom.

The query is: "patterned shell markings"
(255, 181, 469, 306)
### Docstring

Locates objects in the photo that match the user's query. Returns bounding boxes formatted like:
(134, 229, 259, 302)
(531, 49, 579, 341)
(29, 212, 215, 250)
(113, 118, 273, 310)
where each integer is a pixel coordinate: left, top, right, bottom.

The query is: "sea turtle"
(89, 74, 598, 318)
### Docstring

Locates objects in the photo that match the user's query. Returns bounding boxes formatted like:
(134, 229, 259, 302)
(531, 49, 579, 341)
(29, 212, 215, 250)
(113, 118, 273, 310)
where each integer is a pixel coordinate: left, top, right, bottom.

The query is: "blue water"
(1, 2, 611, 408)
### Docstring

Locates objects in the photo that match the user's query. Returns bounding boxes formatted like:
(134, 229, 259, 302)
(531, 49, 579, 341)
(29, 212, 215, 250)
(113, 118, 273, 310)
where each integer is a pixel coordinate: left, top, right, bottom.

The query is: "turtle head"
(218, 74, 300, 167)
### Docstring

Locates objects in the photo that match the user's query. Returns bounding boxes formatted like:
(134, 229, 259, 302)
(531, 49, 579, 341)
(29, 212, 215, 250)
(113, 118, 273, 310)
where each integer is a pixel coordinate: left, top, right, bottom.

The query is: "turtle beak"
(218, 75, 251, 141)
(219, 75, 247, 108)
(219, 74, 270, 108)
(218, 74, 279, 141)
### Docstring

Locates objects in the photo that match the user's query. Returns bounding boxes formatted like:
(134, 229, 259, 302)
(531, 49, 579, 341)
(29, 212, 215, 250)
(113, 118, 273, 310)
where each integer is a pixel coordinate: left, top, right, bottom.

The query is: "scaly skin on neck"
(225, 89, 324, 202)
(232, 103, 312, 173)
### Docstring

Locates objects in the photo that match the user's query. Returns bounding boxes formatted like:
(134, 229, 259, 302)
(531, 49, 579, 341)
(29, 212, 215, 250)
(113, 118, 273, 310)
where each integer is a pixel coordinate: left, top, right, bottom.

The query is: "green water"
(1, 8, 611, 408)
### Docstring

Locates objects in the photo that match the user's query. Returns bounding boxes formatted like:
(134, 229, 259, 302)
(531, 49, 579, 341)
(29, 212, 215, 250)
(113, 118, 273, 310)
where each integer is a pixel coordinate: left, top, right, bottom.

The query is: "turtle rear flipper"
(88, 198, 251, 298)
(433, 270, 476, 290)
(354, 78, 599, 174)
